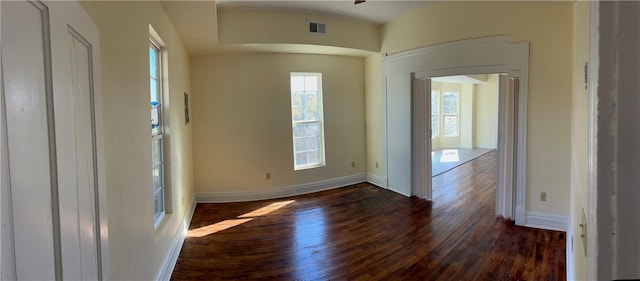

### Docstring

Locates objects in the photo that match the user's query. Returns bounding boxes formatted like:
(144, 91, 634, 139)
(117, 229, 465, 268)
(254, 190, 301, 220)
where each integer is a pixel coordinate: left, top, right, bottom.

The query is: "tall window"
(431, 91, 439, 138)
(442, 91, 459, 137)
(150, 39, 165, 225)
(290, 73, 325, 170)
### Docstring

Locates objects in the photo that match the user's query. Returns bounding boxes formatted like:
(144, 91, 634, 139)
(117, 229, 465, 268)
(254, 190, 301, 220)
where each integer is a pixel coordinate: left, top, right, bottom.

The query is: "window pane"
(307, 135, 318, 150)
(443, 115, 458, 137)
(443, 92, 459, 114)
(305, 106, 318, 121)
(307, 122, 319, 137)
(153, 192, 163, 218)
(304, 92, 317, 107)
(152, 138, 162, 166)
(308, 150, 319, 165)
(292, 91, 303, 107)
(292, 106, 304, 122)
(304, 76, 317, 91)
(152, 165, 163, 189)
(149, 47, 157, 79)
(294, 137, 307, 152)
(150, 79, 158, 102)
(295, 152, 308, 166)
(293, 123, 306, 138)
(291, 76, 304, 92)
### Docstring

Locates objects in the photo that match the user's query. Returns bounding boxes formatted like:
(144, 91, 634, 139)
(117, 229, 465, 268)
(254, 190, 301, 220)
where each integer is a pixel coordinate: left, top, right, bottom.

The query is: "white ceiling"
(216, 0, 433, 24)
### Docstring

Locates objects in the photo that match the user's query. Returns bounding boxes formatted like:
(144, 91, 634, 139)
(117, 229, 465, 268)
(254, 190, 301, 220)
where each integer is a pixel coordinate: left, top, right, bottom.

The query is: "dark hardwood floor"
(171, 151, 566, 280)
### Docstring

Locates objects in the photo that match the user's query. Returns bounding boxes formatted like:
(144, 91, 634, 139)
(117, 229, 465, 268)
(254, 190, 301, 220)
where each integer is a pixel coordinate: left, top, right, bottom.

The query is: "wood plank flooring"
(171, 151, 566, 280)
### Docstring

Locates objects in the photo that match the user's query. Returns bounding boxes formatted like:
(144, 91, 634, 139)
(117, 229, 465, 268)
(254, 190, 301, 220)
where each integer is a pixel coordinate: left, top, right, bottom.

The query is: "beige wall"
(370, 1, 573, 216)
(80, 2, 194, 280)
(190, 53, 366, 193)
(217, 7, 380, 52)
(365, 54, 383, 176)
(460, 83, 475, 148)
(569, 1, 589, 279)
(475, 74, 499, 149)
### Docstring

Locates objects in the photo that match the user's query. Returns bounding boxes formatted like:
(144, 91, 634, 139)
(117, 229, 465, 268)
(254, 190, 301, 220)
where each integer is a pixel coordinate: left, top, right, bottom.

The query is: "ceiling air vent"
(309, 22, 326, 34)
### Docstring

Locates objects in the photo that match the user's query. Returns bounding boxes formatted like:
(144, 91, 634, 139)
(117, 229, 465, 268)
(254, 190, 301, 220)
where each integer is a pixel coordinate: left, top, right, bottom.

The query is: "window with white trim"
(150, 38, 166, 225)
(431, 90, 439, 138)
(290, 73, 325, 170)
(442, 91, 459, 137)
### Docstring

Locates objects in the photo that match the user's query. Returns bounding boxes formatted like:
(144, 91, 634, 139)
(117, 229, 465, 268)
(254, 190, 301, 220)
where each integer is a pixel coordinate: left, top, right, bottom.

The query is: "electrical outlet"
(266, 172, 271, 180)
(351, 161, 356, 168)
(540, 192, 547, 202)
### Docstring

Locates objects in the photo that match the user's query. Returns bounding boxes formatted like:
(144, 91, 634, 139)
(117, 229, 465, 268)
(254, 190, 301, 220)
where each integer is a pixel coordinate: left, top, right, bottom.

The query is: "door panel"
(1, 1, 57, 279)
(55, 29, 99, 280)
(2, 1, 105, 279)
(411, 78, 431, 199)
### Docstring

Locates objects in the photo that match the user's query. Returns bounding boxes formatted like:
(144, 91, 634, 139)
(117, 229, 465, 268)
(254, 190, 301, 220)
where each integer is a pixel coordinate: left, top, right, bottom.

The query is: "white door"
(411, 78, 432, 199)
(1, 1, 107, 280)
(495, 74, 518, 219)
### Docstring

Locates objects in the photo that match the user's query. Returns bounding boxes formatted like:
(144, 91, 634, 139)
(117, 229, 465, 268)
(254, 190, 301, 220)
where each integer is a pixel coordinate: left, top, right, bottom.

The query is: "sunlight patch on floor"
(187, 200, 296, 238)
(187, 218, 253, 238)
(239, 200, 295, 218)
(440, 149, 460, 163)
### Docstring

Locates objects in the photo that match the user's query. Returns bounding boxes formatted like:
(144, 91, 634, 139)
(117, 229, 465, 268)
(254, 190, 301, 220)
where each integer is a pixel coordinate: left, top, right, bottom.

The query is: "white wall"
(190, 53, 366, 195)
(80, 2, 194, 279)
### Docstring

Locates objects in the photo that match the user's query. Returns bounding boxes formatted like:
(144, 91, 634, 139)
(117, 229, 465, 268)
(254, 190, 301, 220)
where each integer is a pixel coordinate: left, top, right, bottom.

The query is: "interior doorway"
(429, 74, 499, 177)
(383, 36, 529, 225)
(427, 74, 503, 215)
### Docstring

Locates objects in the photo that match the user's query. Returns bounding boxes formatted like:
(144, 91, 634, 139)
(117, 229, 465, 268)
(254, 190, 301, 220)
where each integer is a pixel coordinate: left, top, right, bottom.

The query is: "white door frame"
(382, 36, 529, 224)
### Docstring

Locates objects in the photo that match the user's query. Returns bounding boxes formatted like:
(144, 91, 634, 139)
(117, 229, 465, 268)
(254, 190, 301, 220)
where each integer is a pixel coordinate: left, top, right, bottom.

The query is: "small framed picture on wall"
(184, 92, 190, 125)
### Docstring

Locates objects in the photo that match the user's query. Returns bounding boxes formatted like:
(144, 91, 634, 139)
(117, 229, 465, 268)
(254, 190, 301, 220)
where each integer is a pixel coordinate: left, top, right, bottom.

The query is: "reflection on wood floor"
(171, 151, 566, 280)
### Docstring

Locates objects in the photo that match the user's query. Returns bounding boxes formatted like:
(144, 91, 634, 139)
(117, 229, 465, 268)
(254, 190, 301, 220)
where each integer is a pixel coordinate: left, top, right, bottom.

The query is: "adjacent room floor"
(171, 151, 566, 280)
(432, 147, 493, 177)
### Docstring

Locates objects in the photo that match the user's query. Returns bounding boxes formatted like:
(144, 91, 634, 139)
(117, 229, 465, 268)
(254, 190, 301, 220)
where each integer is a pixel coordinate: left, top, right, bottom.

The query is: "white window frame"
(442, 91, 460, 137)
(290, 72, 326, 170)
(149, 27, 169, 228)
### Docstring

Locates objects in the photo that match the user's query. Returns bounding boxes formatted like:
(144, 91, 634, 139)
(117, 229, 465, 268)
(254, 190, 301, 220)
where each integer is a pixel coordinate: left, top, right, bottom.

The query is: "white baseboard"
(524, 211, 568, 232)
(366, 173, 387, 188)
(196, 173, 366, 203)
(515, 208, 526, 226)
(155, 195, 197, 281)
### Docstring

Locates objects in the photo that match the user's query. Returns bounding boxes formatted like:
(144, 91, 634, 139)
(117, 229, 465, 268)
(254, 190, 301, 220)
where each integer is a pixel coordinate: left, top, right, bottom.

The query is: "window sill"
(154, 211, 166, 230)
(294, 163, 325, 171)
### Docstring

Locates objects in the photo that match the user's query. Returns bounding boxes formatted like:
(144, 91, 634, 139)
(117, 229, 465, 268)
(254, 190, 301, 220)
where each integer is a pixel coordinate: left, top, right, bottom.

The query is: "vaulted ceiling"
(161, 1, 432, 56)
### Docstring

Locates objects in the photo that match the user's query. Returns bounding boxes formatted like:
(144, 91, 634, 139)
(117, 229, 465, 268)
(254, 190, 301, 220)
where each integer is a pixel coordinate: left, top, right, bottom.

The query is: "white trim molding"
(197, 173, 366, 203)
(155, 195, 197, 281)
(566, 227, 575, 281)
(366, 173, 387, 188)
(524, 211, 568, 232)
